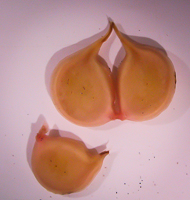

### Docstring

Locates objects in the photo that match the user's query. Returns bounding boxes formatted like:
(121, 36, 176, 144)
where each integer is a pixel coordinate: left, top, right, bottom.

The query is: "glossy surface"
(51, 22, 176, 126)
(31, 126, 109, 194)
(51, 24, 115, 126)
(113, 23, 176, 121)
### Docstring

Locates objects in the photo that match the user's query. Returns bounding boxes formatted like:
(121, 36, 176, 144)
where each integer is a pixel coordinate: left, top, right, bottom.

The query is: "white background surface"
(1, 1, 190, 200)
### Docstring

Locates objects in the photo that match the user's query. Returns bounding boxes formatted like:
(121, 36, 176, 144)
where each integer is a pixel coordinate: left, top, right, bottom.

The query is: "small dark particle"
(139, 152, 141, 155)
(116, 192, 118, 194)
(174, 72, 177, 84)
(67, 191, 73, 194)
(154, 156, 155, 158)
(55, 165, 57, 167)
(64, 171, 66, 173)
(141, 99, 144, 101)
(124, 183, 126, 185)
(140, 186, 142, 188)
(149, 159, 150, 161)
(186, 173, 188, 175)
(150, 105, 151, 106)
(37, 135, 44, 141)
(177, 162, 179, 164)
(50, 160, 52, 162)
(50, 196, 52, 198)
(142, 112, 144, 114)
(83, 86, 86, 90)
(139, 182, 141, 184)
(81, 92, 83, 95)
(139, 30, 140, 31)
(127, 193, 129, 195)
(12, 155, 14, 157)
(67, 79, 69, 85)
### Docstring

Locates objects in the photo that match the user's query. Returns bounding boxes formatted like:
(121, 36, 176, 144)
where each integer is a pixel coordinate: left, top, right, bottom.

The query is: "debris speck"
(67, 79, 69, 84)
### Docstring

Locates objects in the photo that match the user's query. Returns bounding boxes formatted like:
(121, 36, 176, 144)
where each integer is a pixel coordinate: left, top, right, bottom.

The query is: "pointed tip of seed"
(101, 20, 113, 43)
(107, 17, 114, 26)
(100, 151, 109, 158)
(36, 124, 49, 141)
